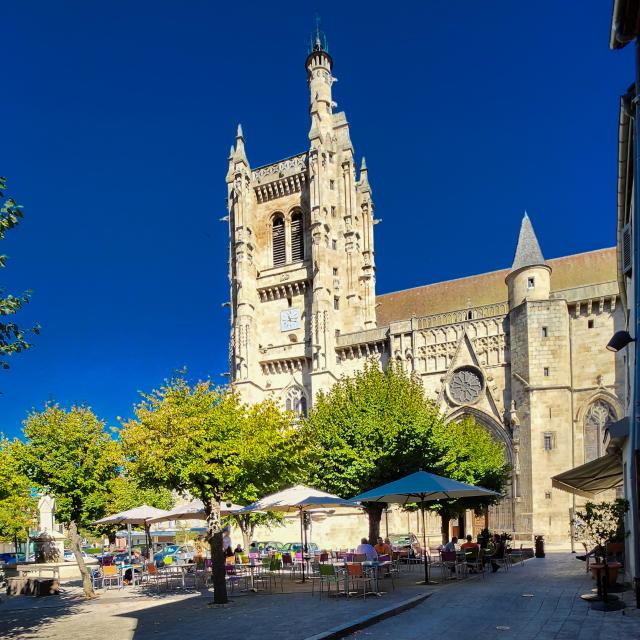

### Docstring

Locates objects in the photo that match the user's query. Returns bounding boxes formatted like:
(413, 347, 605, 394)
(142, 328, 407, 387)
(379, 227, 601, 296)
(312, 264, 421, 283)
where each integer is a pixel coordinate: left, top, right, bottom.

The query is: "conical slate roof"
(511, 212, 545, 271)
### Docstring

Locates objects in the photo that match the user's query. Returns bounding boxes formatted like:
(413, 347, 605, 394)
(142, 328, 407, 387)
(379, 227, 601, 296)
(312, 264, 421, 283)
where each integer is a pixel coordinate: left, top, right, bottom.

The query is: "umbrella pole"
(416, 497, 436, 585)
(127, 523, 132, 564)
(422, 502, 428, 584)
(300, 508, 306, 583)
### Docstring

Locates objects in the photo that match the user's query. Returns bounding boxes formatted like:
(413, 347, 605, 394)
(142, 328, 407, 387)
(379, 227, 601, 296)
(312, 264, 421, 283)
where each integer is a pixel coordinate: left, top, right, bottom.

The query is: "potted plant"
(575, 499, 628, 587)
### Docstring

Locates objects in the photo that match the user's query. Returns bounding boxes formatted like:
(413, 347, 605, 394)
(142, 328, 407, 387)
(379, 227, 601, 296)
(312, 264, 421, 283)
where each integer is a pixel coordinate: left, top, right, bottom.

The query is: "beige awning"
(551, 453, 623, 499)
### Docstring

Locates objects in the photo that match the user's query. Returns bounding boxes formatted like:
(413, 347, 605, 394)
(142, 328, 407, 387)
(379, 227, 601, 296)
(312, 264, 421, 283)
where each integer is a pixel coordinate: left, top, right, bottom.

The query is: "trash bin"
(534, 535, 545, 558)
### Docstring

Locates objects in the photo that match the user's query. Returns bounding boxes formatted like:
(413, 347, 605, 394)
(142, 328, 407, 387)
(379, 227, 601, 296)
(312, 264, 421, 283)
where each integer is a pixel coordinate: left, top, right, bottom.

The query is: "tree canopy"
(306, 361, 510, 541)
(16, 405, 119, 597)
(120, 377, 308, 604)
(306, 360, 446, 540)
(0, 438, 37, 549)
(0, 177, 39, 370)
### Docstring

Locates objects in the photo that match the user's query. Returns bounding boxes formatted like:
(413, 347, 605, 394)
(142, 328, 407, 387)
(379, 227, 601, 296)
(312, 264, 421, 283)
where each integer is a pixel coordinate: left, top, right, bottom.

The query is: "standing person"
(356, 537, 378, 561)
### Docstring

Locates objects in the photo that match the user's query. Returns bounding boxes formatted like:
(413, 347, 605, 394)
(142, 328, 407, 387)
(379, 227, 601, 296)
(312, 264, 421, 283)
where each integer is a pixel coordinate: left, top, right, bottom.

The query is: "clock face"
(280, 308, 301, 332)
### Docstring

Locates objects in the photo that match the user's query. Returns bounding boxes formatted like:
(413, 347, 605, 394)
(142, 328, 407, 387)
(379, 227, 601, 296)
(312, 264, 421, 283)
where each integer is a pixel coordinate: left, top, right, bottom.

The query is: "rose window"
(449, 368, 483, 404)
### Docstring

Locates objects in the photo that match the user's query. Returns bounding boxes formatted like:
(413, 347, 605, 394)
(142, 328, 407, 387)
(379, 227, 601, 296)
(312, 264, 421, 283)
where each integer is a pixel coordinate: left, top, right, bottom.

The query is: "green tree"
(307, 360, 445, 542)
(16, 405, 119, 598)
(0, 438, 37, 552)
(428, 416, 510, 542)
(120, 377, 306, 604)
(0, 177, 39, 369)
(226, 400, 306, 550)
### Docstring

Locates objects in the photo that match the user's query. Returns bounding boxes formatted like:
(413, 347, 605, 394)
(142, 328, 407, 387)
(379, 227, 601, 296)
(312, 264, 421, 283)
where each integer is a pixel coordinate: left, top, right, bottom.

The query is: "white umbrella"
(145, 499, 245, 524)
(238, 484, 361, 582)
(94, 505, 171, 561)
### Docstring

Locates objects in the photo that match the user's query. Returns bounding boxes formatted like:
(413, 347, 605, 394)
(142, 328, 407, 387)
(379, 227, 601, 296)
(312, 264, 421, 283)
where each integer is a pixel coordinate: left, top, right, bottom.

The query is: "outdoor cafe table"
(162, 562, 194, 588)
(235, 561, 264, 591)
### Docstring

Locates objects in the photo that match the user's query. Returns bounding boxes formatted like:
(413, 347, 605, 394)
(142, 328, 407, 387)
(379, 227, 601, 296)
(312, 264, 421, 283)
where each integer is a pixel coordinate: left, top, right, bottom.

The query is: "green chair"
(313, 563, 343, 598)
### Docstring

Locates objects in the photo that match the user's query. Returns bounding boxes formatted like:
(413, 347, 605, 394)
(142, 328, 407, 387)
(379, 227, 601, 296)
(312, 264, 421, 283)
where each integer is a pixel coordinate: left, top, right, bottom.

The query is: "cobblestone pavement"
(348, 552, 640, 640)
(2, 553, 639, 639)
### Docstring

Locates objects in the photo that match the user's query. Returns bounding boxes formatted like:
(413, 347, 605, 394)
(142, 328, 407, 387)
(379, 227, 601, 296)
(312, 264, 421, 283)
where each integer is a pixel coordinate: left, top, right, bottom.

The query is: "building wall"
(226, 44, 623, 544)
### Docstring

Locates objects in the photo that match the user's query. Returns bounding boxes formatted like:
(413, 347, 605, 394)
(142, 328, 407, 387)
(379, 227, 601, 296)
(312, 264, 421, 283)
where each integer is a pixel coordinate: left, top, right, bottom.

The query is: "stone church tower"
(226, 34, 376, 411)
(226, 37, 623, 541)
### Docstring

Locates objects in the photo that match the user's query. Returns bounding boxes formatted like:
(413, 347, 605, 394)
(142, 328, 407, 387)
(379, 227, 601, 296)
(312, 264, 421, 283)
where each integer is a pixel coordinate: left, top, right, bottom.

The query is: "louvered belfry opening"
(272, 216, 286, 267)
(290, 211, 304, 262)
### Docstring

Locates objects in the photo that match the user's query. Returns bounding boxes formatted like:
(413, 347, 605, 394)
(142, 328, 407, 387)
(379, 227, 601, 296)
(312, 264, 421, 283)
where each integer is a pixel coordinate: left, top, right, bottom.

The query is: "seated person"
(374, 536, 391, 557)
(248, 541, 259, 554)
(460, 535, 479, 551)
(233, 544, 243, 554)
(356, 537, 378, 561)
(488, 534, 504, 572)
(442, 536, 458, 553)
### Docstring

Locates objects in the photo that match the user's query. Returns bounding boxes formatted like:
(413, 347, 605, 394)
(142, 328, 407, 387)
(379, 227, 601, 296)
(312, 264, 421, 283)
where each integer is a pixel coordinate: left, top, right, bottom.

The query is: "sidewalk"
(2, 553, 638, 639)
(347, 552, 640, 640)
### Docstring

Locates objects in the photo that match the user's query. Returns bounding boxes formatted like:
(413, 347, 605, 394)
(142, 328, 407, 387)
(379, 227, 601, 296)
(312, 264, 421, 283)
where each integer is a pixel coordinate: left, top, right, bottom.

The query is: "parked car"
(63, 549, 91, 562)
(388, 533, 422, 558)
(154, 544, 195, 564)
(282, 542, 320, 554)
(153, 544, 180, 564)
(256, 541, 284, 554)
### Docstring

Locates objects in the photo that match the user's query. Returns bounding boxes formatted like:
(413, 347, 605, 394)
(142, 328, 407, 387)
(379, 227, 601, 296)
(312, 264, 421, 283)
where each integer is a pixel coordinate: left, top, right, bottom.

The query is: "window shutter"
(290, 212, 304, 262)
(622, 223, 632, 276)
(273, 218, 285, 267)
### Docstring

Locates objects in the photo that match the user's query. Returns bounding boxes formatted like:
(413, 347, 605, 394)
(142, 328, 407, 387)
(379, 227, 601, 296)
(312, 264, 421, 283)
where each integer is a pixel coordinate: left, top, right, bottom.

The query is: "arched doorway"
(446, 407, 515, 534)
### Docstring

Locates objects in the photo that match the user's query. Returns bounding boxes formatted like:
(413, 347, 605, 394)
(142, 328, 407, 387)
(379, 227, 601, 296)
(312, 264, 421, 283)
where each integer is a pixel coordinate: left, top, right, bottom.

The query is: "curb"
(303, 592, 432, 640)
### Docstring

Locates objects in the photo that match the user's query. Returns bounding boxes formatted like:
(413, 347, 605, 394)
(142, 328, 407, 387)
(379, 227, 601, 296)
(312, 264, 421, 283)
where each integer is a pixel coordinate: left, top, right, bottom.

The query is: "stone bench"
(7, 576, 60, 597)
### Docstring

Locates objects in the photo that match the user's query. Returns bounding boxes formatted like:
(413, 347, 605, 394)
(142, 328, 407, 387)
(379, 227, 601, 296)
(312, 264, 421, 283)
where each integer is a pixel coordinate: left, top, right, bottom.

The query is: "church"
(226, 35, 623, 541)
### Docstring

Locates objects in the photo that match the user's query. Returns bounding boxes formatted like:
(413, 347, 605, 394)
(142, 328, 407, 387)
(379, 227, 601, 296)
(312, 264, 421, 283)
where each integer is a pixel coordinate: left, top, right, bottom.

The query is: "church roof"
(511, 213, 545, 271)
(376, 247, 617, 326)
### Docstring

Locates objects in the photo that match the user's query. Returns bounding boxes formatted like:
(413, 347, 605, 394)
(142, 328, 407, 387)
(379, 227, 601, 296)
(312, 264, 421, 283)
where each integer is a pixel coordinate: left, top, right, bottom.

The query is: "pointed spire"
(511, 212, 545, 271)
(358, 157, 371, 194)
(233, 123, 248, 166)
(229, 144, 235, 159)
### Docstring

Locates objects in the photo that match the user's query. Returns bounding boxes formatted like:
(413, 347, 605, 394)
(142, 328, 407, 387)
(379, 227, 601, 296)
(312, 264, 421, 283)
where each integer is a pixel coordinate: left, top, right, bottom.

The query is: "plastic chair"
(102, 564, 123, 590)
(347, 563, 374, 599)
(313, 562, 343, 598)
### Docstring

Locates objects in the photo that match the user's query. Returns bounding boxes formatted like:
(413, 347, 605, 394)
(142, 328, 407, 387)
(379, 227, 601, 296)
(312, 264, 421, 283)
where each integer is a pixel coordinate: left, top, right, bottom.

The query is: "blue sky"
(1, 1, 634, 437)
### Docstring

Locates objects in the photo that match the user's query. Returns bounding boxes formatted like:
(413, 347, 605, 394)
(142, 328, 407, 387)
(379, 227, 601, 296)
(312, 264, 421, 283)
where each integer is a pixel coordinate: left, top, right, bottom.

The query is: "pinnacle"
(236, 123, 243, 139)
(361, 157, 367, 171)
(511, 212, 545, 271)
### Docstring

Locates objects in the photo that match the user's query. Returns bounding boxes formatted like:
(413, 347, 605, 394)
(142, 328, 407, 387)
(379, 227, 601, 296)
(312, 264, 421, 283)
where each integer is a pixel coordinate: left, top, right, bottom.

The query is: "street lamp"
(605, 330, 636, 352)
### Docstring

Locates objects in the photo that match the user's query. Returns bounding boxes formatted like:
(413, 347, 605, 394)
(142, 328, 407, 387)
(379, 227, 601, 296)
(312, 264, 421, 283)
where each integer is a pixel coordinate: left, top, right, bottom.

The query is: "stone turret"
(506, 213, 551, 307)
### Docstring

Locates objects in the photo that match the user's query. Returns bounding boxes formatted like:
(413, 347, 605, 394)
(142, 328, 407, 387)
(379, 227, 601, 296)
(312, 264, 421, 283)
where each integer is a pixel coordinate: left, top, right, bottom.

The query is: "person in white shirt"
(356, 537, 378, 561)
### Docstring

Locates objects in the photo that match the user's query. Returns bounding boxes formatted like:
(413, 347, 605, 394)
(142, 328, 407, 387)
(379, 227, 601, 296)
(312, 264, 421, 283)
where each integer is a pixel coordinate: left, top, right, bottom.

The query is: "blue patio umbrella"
(350, 470, 499, 584)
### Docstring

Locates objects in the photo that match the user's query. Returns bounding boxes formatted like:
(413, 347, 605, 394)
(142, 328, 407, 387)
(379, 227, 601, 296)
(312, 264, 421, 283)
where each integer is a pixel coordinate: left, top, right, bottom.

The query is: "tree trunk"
(205, 497, 228, 604)
(365, 503, 385, 544)
(441, 514, 451, 544)
(69, 521, 95, 598)
(14, 534, 19, 554)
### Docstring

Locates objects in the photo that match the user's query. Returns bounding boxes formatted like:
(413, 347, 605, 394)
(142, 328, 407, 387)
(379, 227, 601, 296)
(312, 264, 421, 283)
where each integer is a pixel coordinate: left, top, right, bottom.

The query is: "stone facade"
(226, 38, 624, 542)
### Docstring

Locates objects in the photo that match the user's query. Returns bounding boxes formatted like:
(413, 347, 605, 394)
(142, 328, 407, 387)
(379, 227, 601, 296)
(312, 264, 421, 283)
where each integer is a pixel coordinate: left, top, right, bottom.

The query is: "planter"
(590, 562, 621, 587)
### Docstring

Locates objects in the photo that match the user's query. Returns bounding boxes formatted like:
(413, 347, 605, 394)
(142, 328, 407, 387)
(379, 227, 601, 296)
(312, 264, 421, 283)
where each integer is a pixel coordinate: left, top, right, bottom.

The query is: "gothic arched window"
(285, 387, 307, 417)
(583, 400, 617, 462)
(272, 215, 286, 267)
(290, 211, 304, 262)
